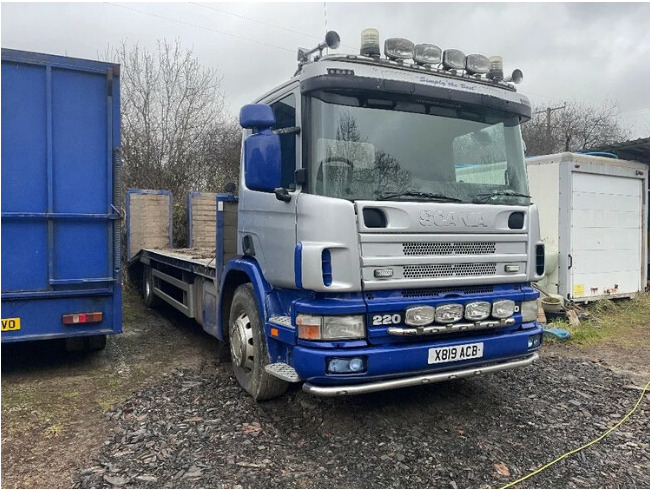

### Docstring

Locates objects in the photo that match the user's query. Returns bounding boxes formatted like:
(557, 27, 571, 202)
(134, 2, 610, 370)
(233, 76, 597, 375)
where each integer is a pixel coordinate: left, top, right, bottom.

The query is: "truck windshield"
(306, 91, 530, 205)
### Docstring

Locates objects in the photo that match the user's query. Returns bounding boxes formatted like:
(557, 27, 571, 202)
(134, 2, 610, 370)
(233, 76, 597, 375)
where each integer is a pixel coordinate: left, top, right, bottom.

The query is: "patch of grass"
(547, 293, 650, 347)
(122, 285, 149, 323)
(43, 423, 65, 438)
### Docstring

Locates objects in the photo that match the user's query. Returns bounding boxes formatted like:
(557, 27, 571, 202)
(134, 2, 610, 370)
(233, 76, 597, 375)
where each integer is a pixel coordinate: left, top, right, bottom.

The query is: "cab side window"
(270, 94, 297, 190)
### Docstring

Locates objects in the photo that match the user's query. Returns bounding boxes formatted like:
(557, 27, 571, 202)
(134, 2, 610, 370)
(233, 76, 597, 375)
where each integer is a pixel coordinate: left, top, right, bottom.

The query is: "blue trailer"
(1, 48, 122, 350)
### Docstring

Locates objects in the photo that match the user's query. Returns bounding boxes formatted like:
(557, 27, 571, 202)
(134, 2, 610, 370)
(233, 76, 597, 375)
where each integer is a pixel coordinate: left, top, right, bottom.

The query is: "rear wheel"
(64, 335, 107, 352)
(229, 284, 288, 401)
(143, 266, 161, 309)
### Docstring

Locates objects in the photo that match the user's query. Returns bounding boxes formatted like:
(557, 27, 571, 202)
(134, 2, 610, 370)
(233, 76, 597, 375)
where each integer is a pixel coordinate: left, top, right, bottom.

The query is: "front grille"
(403, 263, 497, 279)
(403, 241, 496, 256)
(401, 285, 495, 298)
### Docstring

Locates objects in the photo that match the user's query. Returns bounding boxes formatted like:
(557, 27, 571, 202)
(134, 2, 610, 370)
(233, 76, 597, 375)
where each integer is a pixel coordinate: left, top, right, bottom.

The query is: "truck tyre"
(229, 283, 288, 401)
(85, 334, 107, 351)
(143, 266, 161, 309)
(64, 335, 107, 352)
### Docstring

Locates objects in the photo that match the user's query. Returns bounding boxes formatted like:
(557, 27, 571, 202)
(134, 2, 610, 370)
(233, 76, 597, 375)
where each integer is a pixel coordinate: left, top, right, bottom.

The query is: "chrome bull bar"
(302, 352, 539, 396)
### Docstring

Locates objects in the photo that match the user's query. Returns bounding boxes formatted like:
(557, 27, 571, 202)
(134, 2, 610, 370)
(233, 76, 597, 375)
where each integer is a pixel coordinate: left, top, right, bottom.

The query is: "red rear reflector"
(62, 312, 103, 325)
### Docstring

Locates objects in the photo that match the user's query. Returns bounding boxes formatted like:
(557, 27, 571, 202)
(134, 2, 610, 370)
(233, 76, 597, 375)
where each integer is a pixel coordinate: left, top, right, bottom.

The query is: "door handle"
(274, 187, 291, 203)
(568, 254, 573, 269)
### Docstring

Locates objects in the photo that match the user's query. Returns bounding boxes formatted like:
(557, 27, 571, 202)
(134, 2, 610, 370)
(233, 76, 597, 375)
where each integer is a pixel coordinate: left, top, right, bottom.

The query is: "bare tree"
(112, 39, 241, 246)
(522, 100, 629, 156)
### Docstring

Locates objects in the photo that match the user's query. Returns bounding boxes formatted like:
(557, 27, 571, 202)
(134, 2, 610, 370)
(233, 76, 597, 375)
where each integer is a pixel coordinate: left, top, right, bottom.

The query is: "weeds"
(546, 293, 650, 346)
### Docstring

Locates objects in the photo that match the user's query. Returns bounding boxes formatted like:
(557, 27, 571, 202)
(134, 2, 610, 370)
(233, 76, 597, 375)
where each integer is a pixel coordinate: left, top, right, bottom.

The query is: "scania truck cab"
(129, 30, 544, 400)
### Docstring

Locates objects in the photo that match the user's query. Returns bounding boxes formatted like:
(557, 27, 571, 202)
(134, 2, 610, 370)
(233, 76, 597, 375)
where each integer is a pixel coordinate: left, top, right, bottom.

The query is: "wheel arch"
(218, 257, 271, 343)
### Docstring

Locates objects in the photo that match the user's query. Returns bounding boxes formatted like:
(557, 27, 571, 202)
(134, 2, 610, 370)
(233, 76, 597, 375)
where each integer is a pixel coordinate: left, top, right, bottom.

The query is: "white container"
(526, 152, 648, 302)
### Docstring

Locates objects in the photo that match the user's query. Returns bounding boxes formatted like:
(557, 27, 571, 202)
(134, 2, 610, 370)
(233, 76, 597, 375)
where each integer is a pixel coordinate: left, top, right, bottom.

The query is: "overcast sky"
(2, 2, 650, 139)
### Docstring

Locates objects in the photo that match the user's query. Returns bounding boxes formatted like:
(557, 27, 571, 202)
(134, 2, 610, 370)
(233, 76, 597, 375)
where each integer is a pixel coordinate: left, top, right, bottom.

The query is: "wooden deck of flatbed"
(136, 248, 218, 279)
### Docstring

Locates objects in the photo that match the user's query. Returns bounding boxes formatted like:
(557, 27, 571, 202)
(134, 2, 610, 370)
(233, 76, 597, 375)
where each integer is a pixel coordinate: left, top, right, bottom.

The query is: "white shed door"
(570, 172, 643, 298)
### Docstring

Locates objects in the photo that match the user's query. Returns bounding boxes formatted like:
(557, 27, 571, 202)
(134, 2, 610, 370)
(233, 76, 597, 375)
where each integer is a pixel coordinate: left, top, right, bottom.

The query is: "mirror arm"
(273, 126, 301, 135)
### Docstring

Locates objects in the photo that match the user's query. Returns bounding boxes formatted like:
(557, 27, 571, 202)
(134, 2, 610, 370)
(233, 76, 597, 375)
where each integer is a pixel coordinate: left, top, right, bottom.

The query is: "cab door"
(238, 87, 301, 288)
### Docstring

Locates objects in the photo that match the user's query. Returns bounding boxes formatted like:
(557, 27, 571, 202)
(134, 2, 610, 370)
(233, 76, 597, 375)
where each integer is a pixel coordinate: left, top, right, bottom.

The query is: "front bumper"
(304, 352, 538, 396)
(292, 324, 542, 389)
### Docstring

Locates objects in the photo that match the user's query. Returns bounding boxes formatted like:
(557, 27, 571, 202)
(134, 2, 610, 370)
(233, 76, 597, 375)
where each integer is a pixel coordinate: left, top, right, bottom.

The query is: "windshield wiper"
(473, 190, 531, 203)
(377, 191, 462, 202)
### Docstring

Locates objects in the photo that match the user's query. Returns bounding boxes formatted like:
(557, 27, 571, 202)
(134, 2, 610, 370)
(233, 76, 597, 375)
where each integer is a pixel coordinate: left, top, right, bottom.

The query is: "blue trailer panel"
(1, 48, 122, 345)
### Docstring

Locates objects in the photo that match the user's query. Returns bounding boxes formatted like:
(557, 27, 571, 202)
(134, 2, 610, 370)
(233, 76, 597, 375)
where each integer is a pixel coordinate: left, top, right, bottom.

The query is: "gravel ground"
(75, 355, 649, 489)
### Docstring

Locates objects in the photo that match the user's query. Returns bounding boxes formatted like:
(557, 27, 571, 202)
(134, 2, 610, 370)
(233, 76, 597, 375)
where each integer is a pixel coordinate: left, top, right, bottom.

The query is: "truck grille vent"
(402, 242, 496, 256)
(402, 285, 495, 298)
(403, 263, 497, 279)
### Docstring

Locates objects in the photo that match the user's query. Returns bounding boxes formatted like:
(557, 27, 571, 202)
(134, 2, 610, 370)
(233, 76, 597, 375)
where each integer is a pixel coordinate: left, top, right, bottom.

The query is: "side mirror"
(240, 103, 275, 129)
(240, 104, 282, 193)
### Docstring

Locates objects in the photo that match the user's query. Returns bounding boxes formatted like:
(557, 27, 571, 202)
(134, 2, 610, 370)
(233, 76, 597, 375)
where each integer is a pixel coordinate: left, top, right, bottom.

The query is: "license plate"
(1, 317, 21, 332)
(428, 342, 484, 364)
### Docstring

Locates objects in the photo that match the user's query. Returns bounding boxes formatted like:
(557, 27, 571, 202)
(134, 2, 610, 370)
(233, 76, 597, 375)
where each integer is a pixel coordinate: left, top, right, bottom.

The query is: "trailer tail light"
(62, 312, 103, 325)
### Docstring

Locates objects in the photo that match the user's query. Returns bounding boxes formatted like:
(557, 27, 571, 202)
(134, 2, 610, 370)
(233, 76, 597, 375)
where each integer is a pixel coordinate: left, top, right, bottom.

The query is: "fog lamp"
(414, 44, 442, 65)
(464, 301, 491, 321)
(465, 54, 490, 75)
(327, 356, 366, 374)
(405, 306, 435, 326)
(492, 300, 515, 319)
(384, 38, 414, 60)
(528, 334, 542, 349)
(442, 49, 466, 70)
(521, 300, 538, 323)
(435, 304, 463, 323)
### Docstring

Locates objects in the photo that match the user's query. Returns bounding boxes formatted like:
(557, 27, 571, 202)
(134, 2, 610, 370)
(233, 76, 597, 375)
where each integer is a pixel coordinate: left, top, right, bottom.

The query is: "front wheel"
(229, 284, 288, 401)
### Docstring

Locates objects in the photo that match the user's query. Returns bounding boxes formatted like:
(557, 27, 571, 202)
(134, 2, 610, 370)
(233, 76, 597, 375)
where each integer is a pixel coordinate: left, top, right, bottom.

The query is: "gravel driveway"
(76, 355, 649, 489)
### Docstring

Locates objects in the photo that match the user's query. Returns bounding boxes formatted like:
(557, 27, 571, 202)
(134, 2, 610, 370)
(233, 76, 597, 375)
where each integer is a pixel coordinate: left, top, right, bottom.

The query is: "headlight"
(405, 306, 435, 326)
(435, 304, 463, 323)
(297, 314, 365, 340)
(492, 300, 515, 319)
(464, 301, 491, 321)
(521, 300, 538, 323)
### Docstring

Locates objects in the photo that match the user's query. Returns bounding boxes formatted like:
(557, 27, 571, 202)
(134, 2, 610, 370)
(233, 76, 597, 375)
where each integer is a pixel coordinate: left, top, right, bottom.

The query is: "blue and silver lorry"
(1, 49, 122, 350)
(127, 30, 545, 400)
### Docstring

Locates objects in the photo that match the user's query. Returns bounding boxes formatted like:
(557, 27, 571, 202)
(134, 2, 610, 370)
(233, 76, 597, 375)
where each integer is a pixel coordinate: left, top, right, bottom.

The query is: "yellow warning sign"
(573, 283, 585, 297)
